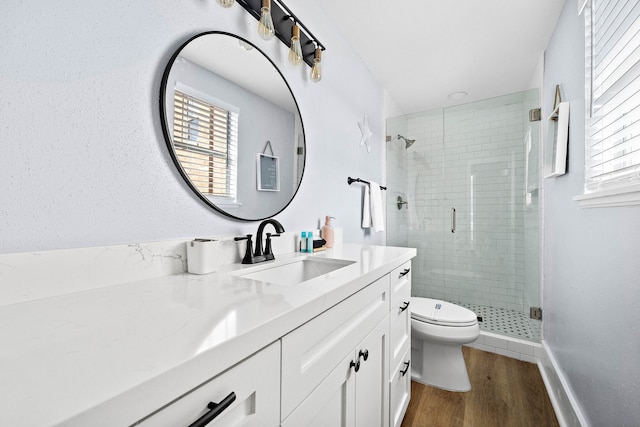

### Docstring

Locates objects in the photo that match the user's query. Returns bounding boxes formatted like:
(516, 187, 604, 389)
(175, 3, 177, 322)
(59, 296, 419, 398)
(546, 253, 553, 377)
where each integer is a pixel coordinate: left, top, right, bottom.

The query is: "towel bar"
(347, 177, 387, 190)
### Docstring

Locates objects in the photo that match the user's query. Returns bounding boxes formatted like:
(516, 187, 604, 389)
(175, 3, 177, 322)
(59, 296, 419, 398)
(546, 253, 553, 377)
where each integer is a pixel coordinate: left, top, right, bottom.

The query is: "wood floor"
(401, 346, 559, 427)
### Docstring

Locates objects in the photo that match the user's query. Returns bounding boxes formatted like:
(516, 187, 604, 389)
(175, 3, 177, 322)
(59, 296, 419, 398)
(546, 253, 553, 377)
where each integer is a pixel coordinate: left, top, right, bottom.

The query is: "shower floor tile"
(454, 301, 541, 342)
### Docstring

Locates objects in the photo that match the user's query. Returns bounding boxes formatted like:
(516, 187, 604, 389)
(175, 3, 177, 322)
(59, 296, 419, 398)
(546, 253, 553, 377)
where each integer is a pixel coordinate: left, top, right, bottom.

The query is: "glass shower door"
(441, 92, 536, 338)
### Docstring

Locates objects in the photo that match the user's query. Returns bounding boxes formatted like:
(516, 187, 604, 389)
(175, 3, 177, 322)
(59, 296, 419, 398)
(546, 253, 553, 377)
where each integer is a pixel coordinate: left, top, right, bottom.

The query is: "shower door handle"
(451, 208, 456, 233)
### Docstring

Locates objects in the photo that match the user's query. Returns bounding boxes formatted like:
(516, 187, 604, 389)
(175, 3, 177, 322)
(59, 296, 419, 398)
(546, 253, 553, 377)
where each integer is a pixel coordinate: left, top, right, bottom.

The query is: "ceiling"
(316, 0, 565, 115)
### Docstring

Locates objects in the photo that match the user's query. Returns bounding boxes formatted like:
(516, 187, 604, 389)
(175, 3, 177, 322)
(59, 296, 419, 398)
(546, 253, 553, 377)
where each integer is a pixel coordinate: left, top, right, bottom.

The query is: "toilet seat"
(411, 297, 477, 327)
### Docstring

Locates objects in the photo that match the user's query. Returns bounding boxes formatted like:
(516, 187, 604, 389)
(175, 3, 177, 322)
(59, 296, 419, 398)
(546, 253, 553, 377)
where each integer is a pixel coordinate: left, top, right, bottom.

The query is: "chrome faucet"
(235, 219, 285, 264)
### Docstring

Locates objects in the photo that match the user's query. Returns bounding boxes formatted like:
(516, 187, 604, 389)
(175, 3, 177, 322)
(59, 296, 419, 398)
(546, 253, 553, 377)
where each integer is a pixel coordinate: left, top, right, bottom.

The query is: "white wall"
(0, 0, 386, 254)
(543, 1, 640, 425)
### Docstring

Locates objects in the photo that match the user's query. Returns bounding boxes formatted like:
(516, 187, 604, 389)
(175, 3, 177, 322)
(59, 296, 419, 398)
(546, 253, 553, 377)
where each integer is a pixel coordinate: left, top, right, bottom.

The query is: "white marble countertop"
(0, 244, 415, 426)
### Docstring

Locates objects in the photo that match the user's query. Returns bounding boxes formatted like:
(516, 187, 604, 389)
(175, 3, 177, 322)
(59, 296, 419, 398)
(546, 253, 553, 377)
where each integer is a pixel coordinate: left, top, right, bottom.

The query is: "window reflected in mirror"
(173, 89, 239, 203)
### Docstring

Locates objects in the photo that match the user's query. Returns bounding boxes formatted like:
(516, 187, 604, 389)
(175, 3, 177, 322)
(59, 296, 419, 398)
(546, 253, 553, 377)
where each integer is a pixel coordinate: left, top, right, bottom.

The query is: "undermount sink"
(235, 257, 355, 286)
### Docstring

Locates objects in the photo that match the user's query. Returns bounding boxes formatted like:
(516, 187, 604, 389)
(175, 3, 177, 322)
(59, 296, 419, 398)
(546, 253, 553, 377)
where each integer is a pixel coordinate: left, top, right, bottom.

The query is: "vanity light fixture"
(258, 0, 275, 40)
(310, 46, 322, 82)
(230, 0, 326, 72)
(288, 22, 303, 65)
(217, 0, 235, 8)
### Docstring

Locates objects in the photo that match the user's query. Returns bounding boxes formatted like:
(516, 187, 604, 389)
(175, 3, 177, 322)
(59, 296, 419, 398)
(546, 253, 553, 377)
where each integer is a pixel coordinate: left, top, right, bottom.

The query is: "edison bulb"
(310, 48, 322, 82)
(258, 0, 274, 40)
(289, 24, 303, 65)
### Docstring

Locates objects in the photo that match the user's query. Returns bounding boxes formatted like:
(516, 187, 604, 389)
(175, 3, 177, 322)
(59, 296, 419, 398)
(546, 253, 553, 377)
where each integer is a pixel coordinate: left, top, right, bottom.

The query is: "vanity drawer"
(389, 347, 411, 427)
(390, 262, 411, 369)
(390, 261, 411, 309)
(281, 274, 390, 420)
(137, 342, 280, 427)
(389, 298, 411, 371)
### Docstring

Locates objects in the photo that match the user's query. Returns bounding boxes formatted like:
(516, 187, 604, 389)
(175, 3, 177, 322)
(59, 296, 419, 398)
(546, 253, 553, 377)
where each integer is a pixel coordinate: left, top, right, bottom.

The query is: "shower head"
(397, 134, 416, 149)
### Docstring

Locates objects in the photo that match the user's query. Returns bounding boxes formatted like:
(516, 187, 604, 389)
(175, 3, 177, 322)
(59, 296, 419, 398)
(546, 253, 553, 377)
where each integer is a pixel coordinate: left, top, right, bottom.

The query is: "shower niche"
(386, 90, 541, 342)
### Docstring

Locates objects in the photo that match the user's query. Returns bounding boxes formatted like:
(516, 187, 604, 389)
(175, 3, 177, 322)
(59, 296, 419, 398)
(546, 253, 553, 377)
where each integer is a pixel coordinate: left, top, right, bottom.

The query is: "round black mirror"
(160, 32, 305, 221)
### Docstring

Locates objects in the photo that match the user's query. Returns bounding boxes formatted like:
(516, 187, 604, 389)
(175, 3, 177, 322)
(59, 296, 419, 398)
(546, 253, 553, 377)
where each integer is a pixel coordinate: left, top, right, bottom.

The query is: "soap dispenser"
(321, 216, 335, 248)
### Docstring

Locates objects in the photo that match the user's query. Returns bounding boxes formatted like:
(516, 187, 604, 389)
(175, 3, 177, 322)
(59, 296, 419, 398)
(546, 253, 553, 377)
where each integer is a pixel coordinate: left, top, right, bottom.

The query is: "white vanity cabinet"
(389, 261, 412, 427)
(280, 274, 390, 426)
(136, 342, 280, 427)
(134, 263, 411, 427)
(1, 243, 418, 427)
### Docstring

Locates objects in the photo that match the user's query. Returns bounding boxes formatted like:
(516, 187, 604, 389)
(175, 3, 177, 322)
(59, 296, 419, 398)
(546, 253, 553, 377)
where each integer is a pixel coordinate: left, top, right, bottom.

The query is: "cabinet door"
(281, 275, 390, 419)
(389, 348, 411, 427)
(355, 315, 390, 427)
(283, 315, 391, 427)
(390, 262, 411, 370)
(281, 352, 356, 427)
(138, 342, 280, 427)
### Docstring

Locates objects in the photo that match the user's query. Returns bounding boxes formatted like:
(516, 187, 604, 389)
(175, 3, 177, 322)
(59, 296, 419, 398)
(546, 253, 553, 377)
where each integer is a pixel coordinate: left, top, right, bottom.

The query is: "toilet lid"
(410, 297, 478, 327)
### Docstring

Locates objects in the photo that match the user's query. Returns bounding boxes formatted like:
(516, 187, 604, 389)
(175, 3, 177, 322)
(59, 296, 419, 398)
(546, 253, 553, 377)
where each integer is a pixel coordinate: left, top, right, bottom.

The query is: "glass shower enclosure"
(386, 90, 541, 342)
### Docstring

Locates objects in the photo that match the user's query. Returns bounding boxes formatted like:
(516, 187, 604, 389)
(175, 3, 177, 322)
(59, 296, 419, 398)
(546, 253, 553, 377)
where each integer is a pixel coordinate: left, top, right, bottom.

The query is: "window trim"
(574, 0, 640, 207)
(573, 182, 640, 207)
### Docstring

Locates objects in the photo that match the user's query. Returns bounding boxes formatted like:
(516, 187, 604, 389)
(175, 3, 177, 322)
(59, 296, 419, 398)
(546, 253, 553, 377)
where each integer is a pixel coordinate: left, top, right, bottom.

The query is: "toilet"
(410, 297, 480, 392)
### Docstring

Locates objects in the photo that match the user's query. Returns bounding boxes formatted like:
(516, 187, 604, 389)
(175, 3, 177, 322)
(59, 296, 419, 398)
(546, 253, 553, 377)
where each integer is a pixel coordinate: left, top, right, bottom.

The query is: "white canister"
(187, 239, 220, 274)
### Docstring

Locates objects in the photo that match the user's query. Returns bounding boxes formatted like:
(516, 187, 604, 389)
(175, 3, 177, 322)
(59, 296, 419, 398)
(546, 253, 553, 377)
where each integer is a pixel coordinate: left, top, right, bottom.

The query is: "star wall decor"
(358, 115, 372, 153)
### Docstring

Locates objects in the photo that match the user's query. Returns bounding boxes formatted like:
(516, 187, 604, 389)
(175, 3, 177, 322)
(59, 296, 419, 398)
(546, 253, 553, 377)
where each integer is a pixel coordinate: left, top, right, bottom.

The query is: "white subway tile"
(508, 340, 535, 356)
(484, 334, 509, 349)
(518, 353, 539, 364)
(468, 343, 496, 353)
(495, 347, 521, 359)
(533, 344, 543, 358)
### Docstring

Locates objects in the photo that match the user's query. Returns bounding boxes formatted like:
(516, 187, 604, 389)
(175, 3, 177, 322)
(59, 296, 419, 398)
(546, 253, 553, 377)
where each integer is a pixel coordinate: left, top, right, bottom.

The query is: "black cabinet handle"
(400, 360, 411, 377)
(188, 392, 236, 427)
(399, 268, 411, 278)
(359, 349, 369, 361)
(350, 359, 361, 372)
(400, 301, 410, 312)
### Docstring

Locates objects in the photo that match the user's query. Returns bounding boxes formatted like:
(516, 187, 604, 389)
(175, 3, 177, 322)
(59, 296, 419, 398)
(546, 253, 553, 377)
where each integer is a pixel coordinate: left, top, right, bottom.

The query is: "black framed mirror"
(160, 31, 305, 221)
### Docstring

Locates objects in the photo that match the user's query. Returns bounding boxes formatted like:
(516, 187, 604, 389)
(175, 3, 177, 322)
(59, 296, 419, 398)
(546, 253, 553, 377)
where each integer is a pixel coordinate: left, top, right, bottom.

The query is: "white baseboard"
(538, 340, 589, 427)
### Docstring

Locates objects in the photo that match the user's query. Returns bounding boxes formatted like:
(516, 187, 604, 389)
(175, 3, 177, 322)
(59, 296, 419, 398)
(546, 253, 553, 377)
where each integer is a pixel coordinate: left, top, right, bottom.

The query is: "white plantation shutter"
(173, 89, 238, 199)
(585, 0, 640, 191)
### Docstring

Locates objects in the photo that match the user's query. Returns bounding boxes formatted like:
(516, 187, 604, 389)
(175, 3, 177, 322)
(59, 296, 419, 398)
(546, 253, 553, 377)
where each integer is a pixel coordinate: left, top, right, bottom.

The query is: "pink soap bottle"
(322, 216, 335, 248)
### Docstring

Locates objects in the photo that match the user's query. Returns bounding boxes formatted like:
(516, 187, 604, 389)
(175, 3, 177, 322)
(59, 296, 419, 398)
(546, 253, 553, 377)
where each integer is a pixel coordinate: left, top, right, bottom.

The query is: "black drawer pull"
(399, 268, 411, 278)
(350, 359, 361, 372)
(188, 392, 236, 427)
(359, 349, 369, 361)
(400, 301, 410, 312)
(400, 360, 411, 377)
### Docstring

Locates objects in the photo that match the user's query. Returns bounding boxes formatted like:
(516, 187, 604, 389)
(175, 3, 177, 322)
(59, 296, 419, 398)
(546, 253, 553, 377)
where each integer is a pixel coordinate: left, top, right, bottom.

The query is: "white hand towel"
(362, 185, 371, 229)
(369, 182, 385, 232)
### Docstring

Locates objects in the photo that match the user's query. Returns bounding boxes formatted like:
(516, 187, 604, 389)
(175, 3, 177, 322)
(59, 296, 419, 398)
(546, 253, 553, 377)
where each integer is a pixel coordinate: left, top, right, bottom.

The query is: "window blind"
(586, 0, 640, 191)
(173, 90, 238, 199)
